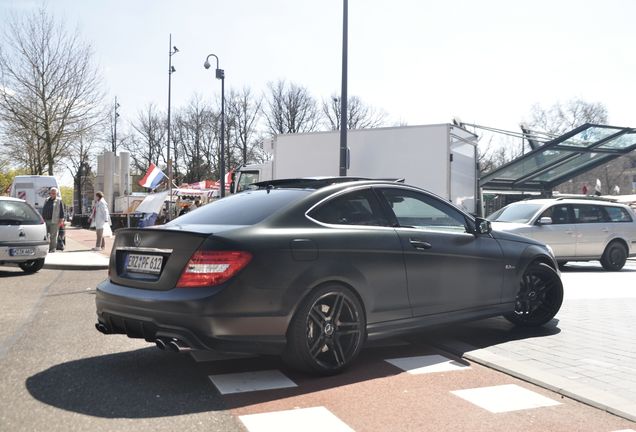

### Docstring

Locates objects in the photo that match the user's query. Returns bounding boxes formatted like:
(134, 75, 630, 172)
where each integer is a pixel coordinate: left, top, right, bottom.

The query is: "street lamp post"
(167, 34, 178, 219)
(203, 53, 226, 197)
(339, 0, 348, 176)
(113, 97, 120, 153)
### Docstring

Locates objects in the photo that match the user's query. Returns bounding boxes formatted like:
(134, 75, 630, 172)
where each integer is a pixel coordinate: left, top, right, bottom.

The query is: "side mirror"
(474, 217, 492, 235)
(537, 216, 553, 225)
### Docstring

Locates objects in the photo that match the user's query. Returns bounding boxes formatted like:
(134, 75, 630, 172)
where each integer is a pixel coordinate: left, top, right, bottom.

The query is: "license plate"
(126, 254, 163, 274)
(10, 247, 35, 256)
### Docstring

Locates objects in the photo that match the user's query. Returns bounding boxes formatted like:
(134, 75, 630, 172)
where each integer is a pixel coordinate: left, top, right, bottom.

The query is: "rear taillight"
(176, 250, 252, 288)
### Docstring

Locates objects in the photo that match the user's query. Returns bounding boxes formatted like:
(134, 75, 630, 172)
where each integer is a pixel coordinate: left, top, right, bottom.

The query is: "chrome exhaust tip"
(167, 339, 191, 353)
(155, 338, 168, 351)
(95, 323, 110, 334)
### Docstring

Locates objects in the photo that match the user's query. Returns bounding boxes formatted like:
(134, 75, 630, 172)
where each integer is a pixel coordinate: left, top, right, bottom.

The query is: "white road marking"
(239, 406, 354, 432)
(385, 354, 470, 374)
(451, 384, 561, 413)
(209, 369, 297, 395)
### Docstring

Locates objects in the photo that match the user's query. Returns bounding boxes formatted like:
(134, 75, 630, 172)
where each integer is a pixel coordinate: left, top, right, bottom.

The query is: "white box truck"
(9, 175, 59, 214)
(233, 124, 479, 213)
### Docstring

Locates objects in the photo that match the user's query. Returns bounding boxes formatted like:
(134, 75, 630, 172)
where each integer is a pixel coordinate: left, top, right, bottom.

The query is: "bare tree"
(322, 95, 387, 130)
(171, 96, 215, 184)
(226, 87, 263, 166)
(126, 103, 166, 174)
(0, 7, 105, 175)
(528, 98, 608, 136)
(263, 80, 320, 135)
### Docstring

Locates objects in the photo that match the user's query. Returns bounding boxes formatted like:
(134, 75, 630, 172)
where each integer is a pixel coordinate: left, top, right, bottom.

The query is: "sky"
(1, 0, 635, 181)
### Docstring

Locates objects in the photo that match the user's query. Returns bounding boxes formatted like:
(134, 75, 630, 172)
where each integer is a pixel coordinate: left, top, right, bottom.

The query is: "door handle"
(409, 239, 432, 250)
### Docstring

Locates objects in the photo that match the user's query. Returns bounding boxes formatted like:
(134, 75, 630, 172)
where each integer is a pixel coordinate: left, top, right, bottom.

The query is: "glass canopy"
(480, 124, 636, 192)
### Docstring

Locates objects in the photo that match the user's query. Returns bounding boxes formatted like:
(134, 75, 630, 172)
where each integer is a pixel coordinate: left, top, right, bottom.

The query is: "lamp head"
(203, 59, 211, 69)
(173, 46, 179, 53)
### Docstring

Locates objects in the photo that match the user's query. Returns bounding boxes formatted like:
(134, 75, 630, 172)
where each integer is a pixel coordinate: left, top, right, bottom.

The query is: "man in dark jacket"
(42, 187, 65, 253)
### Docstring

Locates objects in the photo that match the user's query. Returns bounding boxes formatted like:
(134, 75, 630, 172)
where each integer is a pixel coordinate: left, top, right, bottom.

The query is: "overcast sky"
(1, 0, 635, 138)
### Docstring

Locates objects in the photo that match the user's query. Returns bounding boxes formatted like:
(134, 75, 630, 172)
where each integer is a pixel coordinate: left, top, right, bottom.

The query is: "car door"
(571, 203, 611, 258)
(375, 187, 504, 317)
(307, 187, 412, 323)
(532, 204, 577, 258)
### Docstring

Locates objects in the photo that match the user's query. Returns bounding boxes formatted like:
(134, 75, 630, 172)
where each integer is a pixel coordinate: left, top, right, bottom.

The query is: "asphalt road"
(0, 264, 634, 431)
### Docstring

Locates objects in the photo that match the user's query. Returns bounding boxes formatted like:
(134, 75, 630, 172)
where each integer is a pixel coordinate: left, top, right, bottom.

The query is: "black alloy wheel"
(600, 241, 627, 271)
(504, 262, 563, 327)
(284, 285, 366, 375)
(18, 258, 45, 274)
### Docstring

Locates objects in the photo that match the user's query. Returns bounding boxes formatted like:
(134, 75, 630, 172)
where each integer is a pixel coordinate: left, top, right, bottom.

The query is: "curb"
(428, 337, 636, 423)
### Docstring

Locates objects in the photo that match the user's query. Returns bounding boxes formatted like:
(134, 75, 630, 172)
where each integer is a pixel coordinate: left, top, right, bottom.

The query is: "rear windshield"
(0, 200, 43, 225)
(487, 203, 543, 223)
(167, 189, 310, 226)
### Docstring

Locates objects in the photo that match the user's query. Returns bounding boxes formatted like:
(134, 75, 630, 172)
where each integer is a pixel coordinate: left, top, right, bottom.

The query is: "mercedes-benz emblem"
(133, 233, 141, 247)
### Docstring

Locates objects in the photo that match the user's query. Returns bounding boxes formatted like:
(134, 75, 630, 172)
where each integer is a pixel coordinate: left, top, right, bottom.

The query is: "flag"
(138, 163, 167, 189)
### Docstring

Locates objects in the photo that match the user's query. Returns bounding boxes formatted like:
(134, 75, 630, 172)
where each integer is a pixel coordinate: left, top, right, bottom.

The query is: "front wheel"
(284, 284, 366, 375)
(504, 262, 563, 327)
(18, 258, 45, 274)
(600, 241, 627, 271)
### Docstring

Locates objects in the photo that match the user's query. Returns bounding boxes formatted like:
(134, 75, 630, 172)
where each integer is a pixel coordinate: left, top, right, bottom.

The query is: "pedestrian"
(178, 203, 191, 216)
(42, 187, 65, 253)
(90, 191, 111, 251)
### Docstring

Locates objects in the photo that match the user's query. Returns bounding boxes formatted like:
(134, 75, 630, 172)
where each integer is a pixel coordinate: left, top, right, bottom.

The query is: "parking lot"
(0, 250, 634, 431)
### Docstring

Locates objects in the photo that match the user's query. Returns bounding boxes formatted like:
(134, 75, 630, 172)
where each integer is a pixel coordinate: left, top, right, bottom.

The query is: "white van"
(9, 175, 60, 214)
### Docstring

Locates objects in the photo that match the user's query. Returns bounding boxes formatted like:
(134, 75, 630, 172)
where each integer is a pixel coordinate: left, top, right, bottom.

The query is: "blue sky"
(1, 0, 635, 135)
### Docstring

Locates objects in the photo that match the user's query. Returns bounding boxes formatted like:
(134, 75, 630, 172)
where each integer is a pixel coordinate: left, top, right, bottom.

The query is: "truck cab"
(232, 162, 273, 193)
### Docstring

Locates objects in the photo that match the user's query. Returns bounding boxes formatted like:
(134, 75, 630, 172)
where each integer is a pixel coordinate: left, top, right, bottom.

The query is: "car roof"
(0, 196, 26, 203)
(251, 177, 405, 190)
(516, 197, 630, 207)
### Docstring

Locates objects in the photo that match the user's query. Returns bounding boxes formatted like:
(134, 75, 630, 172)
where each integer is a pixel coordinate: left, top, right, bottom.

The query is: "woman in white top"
(91, 191, 111, 250)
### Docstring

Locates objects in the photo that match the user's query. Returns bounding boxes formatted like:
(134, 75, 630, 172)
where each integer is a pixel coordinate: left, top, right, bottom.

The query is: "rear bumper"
(95, 278, 288, 355)
(0, 243, 48, 263)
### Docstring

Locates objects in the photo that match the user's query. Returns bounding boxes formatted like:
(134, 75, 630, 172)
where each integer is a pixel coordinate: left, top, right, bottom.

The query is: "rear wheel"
(284, 284, 366, 375)
(504, 262, 563, 327)
(18, 258, 45, 274)
(600, 241, 627, 271)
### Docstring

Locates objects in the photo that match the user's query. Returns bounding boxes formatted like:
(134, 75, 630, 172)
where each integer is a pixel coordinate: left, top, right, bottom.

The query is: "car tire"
(504, 262, 563, 327)
(18, 258, 45, 274)
(284, 284, 366, 375)
(600, 241, 627, 271)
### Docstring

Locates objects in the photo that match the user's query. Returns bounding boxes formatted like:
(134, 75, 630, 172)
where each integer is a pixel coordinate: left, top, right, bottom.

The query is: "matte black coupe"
(95, 179, 563, 375)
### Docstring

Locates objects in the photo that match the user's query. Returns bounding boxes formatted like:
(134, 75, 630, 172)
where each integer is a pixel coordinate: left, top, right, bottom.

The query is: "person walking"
(90, 191, 111, 251)
(42, 187, 65, 253)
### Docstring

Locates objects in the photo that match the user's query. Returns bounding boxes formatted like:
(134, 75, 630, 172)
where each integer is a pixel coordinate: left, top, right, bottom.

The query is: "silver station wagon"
(488, 198, 636, 270)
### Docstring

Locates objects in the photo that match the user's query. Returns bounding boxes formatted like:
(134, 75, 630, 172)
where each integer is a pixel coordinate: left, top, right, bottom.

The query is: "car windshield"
(0, 200, 43, 225)
(487, 203, 543, 223)
(167, 189, 310, 226)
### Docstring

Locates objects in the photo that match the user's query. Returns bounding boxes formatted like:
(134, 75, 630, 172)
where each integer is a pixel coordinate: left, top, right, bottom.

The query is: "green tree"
(0, 167, 28, 195)
(59, 185, 74, 209)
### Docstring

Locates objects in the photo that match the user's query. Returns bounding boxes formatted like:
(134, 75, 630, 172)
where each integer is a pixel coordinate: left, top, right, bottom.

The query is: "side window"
(538, 204, 571, 225)
(604, 206, 633, 222)
(378, 188, 467, 233)
(572, 204, 606, 223)
(309, 189, 387, 226)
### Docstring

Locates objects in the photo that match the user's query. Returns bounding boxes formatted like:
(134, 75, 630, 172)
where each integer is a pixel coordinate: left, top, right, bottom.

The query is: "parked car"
(487, 198, 636, 271)
(95, 178, 563, 375)
(0, 196, 48, 274)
